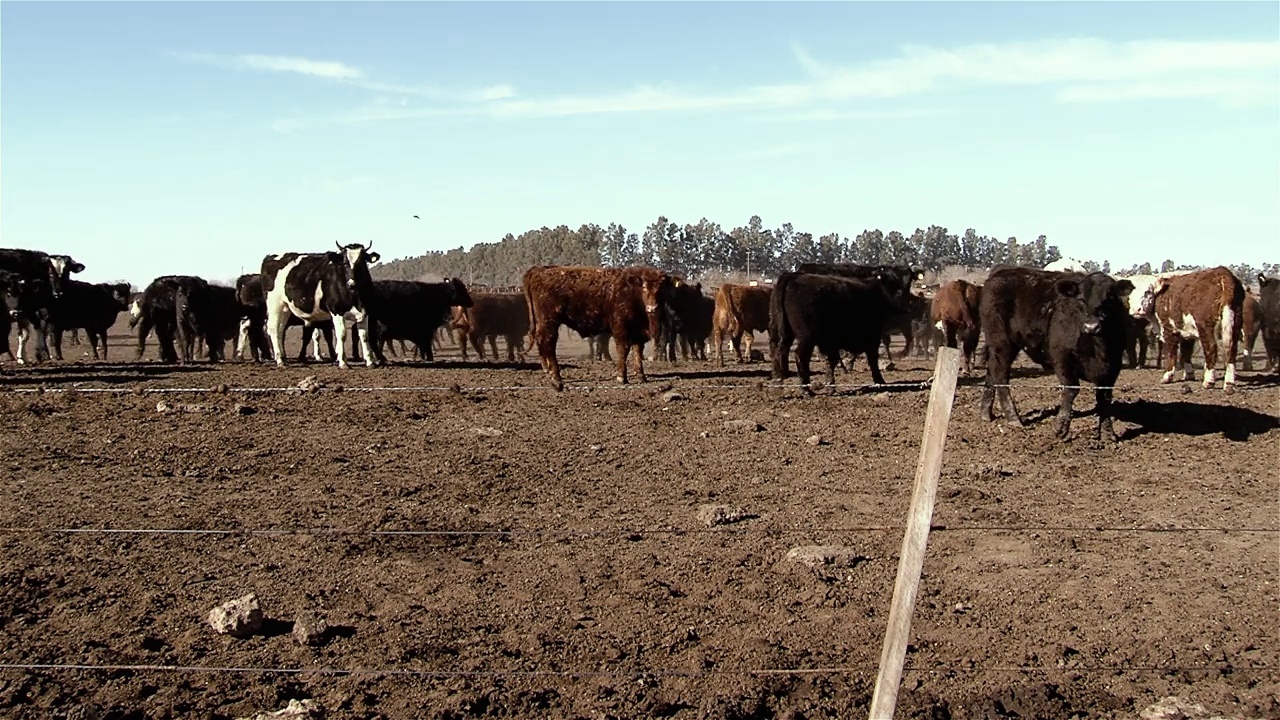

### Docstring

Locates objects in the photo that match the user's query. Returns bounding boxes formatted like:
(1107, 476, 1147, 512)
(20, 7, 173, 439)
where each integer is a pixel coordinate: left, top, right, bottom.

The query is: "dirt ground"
(0, 320, 1276, 720)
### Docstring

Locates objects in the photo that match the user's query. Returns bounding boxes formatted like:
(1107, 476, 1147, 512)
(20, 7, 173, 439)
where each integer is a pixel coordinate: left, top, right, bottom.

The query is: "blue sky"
(3, 1, 1278, 285)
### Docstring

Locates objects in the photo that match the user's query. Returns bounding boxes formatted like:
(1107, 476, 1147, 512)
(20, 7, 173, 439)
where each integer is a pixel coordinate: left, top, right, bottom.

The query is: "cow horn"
(335, 241, 343, 251)
(366, 240, 374, 252)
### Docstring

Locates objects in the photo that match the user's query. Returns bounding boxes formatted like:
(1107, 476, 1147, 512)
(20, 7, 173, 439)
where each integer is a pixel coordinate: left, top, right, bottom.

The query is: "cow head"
(443, 277, 474, 308)
(0, 273, 25, 319)
(45, 255, 85, 298)
(872, 270, 914, 314)
(637, 271, 675, 341)
(1132, 276, 1173, 318)
(333, 241, 379, 290)
(107, 282, 133, 311)
(1058, 274, 1134, 336)
(128, 297, 144, 329)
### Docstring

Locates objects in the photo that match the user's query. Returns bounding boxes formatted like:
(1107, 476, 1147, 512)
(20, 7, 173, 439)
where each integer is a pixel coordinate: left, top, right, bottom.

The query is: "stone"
(473, 426, 502, 437)
(207, 593, 264, 638)
(235, 699, 325, 720)
(805, 434, 826, 446)
(696, 504, 754, 527)
(660, 390, 684, 403)
(293, 612, 329, 647)
(722, 420, 762, 433)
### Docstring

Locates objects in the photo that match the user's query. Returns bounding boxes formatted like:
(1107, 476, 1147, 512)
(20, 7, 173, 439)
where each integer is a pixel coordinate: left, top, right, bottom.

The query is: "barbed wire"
(0, 661, 1266, 678)
(2, 377, 1272, 395)
(0, 524, 1271, 539)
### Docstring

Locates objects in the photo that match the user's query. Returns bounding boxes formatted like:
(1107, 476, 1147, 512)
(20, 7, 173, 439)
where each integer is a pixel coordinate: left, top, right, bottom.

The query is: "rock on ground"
(293, 612, 329, 647)
(696, 504, 754, 527)
(208, 593, 264, 638)
(235, 699, 325, 720)
(722, 419, 762, 433)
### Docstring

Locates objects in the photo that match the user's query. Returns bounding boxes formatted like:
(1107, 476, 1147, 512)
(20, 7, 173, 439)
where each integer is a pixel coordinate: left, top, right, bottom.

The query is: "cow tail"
(524, 282, 537, 352)
(770, 273, 791, 347)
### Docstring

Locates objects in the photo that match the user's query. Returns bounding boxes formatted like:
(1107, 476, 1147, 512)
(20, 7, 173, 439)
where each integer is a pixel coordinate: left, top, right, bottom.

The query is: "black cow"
(48, 280, 132, 360)
(769, 269, 910, 389)
(795, 262, 924, 292)
(356, 278, 473, 364)
(0, 248, 85, 363)
(175, 282, 242, 363)
(1259, 275, 1280, 372)
(261, 242, 380, 368)
(979, 267, 1135, 441)
(234, 273, 336, 363)
(132, 275, 206, 363)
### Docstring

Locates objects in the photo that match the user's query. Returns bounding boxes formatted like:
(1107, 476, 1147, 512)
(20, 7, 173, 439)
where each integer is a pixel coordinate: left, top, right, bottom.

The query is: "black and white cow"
(0, 248, 85, 363)
(1, 271, 27, 362)
(261, 242, 381, 369)
(233, 273, 337, 364)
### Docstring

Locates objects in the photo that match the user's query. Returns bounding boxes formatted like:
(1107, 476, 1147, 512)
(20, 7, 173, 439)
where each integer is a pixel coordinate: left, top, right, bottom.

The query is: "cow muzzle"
(346, 279, 356, 289)
(645, 303, 658, 313)
(1082, 319, 1102, 335)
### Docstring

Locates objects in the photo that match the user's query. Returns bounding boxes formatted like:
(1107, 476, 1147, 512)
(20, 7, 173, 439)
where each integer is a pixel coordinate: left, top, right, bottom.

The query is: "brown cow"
(1136, 266, 1245, 390)
(1239, 290, 1261, 371)
(463, 292, 529, 362)
(712, 283, 772, 366)
(448, 305, 472, 359)
(524, 265, 675, 390)
(930, 279, 982, 376)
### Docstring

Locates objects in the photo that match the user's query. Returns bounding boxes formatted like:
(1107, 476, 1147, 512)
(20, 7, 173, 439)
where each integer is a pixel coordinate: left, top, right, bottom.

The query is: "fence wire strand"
(0, 661, 1265, 678)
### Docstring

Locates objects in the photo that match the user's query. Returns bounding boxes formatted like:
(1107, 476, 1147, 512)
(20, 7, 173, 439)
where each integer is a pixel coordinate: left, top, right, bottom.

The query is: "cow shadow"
(1112, 400, 1279, 441)
(0, 363, 214, 387)
(649, 366, 773, 381)
(381, 359, 540, 371)
(1234, 373, 1280, 389)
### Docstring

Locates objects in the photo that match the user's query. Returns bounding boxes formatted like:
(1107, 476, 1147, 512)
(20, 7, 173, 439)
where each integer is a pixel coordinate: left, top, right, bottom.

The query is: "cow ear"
(1112, 279, 1135, 298)
(71, 262, 86, 273)
(367, 252, 381, 264)
(1152, 278, 1172, 296)
(1056, 279, 1081, 298)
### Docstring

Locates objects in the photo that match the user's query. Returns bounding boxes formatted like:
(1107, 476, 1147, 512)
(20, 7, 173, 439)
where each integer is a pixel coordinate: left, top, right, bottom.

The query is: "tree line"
(370, 214, 1277, 289)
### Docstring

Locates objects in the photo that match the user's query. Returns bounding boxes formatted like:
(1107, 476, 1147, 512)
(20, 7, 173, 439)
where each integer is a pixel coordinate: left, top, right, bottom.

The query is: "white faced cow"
(261, 242, 381, 369)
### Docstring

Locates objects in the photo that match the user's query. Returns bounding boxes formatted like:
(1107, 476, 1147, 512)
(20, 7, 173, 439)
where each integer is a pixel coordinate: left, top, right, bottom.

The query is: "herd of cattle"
(3, 244, 1278, 439)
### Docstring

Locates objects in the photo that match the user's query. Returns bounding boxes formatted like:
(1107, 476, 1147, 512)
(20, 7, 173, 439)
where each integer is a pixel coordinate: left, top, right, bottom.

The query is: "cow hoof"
(1223, 383, 1236, 395)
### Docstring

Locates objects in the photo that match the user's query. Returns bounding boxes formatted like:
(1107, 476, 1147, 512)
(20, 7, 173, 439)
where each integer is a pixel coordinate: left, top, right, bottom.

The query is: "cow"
(653, 279, 710, 363)
(0, 249, 85, 363)
(930, 279, 983, 376)
(1258, 275, 1280, 372)
(796, 262, 924, 292)
(261, 242, 381, 369)
(1043, 257, 1088, 273)
(880, 291, 931, 364)
(1124, 316, 1160, 369)
(979, 267, 1135, 441)
(679, 293, 715, 362)
(175, 281, 242, 363)
(524, 265, 675, 390)
(47, 280, 132, 360)
(1135, 266, 1244, 391)
(712, 283, 772, 367)
(358, 278, 473, 364)
(132, 275, 209, 363)
(1239, 290, 1262, 371)
(1, 271, 26, 362)
(769, 269, 911, 389)
(460, 292, 530, 363)
(234, 273, 337, 364)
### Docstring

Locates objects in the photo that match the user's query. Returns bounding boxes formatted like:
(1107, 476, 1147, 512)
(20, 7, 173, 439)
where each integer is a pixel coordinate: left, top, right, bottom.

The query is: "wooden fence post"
(868, 346, 962, 719)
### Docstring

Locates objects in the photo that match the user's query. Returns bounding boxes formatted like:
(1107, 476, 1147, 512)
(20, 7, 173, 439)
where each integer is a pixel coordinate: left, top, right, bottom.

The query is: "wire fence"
(0, 661, 1265, 678)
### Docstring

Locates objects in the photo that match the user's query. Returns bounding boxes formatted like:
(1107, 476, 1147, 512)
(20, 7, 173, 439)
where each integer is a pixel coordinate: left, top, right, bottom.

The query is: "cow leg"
(982, 346, 1022, 426)
(633, 342, 648, 384)
(330, 316, 350, 369)
(1197, 323, 1220, 388)
(1158, 331, 1181, 383)
(135, 317, 152, 361)
(51, 326, 65, 361)
(355, 318, 377, 368)
(900, 327, 913, 361)
(1178, 339, 1196, 382)
(1095, 383, 1117, 442)
(794, 340, 816, 389)
(267, 306, 290, 367)
(962, 328, 979, 378)
(615, 338, 631, 384)
(487, 334, 500, 362)
(865, 344, 888, 386)
(825, 350, 840, 388)
(1054, 372, 1080, 440)
(734, 333, 747, 363)
(15, 323, 29, 365)
(538, 327, 563, 391)
(1136, 329, 1149, 368)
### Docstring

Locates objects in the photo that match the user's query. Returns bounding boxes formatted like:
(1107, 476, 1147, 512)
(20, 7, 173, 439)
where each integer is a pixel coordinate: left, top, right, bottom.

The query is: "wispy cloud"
(178, 52, 363, 80)
(179, 37, 1280, 130)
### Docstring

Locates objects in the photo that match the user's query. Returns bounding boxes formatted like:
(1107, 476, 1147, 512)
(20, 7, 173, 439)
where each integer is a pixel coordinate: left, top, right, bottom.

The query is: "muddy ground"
(0, 321, 1276, 720)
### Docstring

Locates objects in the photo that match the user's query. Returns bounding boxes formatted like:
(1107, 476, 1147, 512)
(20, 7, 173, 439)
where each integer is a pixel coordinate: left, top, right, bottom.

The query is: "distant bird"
(413, 215, 420, 219)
